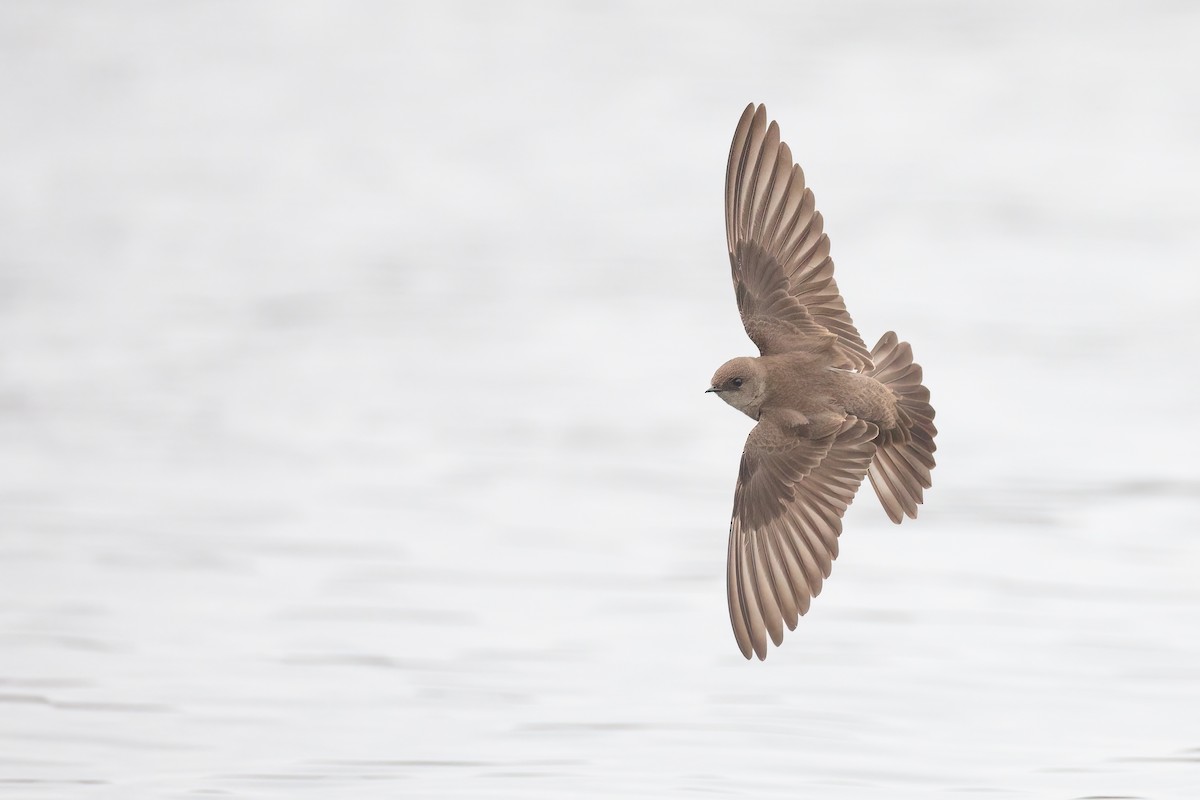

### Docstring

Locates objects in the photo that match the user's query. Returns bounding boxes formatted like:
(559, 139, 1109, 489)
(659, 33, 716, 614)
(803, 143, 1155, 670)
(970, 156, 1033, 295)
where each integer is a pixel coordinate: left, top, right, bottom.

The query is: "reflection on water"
(1, 1, 1199, 798)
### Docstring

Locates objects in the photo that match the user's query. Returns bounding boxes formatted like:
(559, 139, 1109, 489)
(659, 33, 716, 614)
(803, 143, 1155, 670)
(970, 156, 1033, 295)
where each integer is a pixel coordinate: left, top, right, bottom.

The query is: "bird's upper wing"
(727, 415, 879, 660)
(726, 103, 873, 370)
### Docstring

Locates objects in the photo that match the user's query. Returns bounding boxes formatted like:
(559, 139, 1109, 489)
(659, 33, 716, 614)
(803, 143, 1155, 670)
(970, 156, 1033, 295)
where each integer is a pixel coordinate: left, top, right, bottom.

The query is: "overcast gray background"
(2, 2, 1198, 798)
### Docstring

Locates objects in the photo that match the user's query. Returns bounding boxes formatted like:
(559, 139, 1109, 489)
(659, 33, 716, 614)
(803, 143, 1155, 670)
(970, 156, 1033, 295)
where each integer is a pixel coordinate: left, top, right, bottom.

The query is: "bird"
(709, 103, 937, 660)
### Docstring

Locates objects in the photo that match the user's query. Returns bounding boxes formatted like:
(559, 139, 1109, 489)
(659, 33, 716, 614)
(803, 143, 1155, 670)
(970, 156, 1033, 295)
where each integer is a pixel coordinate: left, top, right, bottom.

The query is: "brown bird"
(709, 103, 938, 660)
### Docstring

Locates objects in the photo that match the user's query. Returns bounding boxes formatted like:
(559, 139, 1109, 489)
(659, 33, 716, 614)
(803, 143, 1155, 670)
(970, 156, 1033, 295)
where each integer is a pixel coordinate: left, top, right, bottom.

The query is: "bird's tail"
(864, 332, 937, 523)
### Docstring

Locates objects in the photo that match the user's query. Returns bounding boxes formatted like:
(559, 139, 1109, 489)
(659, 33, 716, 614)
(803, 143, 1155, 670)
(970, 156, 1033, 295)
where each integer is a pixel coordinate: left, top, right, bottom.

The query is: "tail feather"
(865, 332, 937, 523)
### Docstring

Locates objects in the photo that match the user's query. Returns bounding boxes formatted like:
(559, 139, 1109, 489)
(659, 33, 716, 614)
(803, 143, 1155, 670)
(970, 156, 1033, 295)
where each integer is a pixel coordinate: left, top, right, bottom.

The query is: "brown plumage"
(709, 104, 938, 660)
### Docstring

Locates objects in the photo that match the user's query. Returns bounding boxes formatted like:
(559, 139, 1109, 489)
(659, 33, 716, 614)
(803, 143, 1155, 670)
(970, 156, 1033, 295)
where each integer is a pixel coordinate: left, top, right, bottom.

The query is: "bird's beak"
(705, 387, 719, 393)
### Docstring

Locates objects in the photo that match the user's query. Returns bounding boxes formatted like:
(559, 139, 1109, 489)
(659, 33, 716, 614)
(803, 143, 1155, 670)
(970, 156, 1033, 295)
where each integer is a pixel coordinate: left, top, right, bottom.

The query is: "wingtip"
(737, 102, 758, 129)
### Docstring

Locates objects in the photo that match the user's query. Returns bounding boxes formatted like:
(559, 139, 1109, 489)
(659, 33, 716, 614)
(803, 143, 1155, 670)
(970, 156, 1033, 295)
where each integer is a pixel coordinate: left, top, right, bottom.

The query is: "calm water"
(2, 2, 1199, 798)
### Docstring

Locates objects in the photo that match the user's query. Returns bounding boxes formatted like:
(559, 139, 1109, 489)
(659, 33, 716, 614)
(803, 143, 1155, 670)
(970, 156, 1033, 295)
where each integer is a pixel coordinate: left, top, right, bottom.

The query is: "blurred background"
(1, 2, 1198, 798)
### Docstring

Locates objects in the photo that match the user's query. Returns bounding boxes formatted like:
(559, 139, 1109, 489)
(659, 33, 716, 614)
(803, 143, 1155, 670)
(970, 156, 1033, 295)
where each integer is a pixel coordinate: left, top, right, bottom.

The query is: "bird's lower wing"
(727, 417, 879, 660)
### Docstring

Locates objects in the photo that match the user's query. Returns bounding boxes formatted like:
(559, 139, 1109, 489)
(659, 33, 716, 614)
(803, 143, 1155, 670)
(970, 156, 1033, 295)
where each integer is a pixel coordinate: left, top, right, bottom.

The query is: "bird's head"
(707, 357, 767, 417)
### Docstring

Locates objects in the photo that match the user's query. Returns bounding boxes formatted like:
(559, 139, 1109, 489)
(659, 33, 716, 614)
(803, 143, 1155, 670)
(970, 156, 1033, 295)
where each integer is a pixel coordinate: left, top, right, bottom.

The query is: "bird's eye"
(732, 377, 744, 388)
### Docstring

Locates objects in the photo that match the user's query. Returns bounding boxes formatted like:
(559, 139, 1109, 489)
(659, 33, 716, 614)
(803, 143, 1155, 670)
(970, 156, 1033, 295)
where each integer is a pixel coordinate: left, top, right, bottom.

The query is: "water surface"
(1, 2, 1198, 798)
